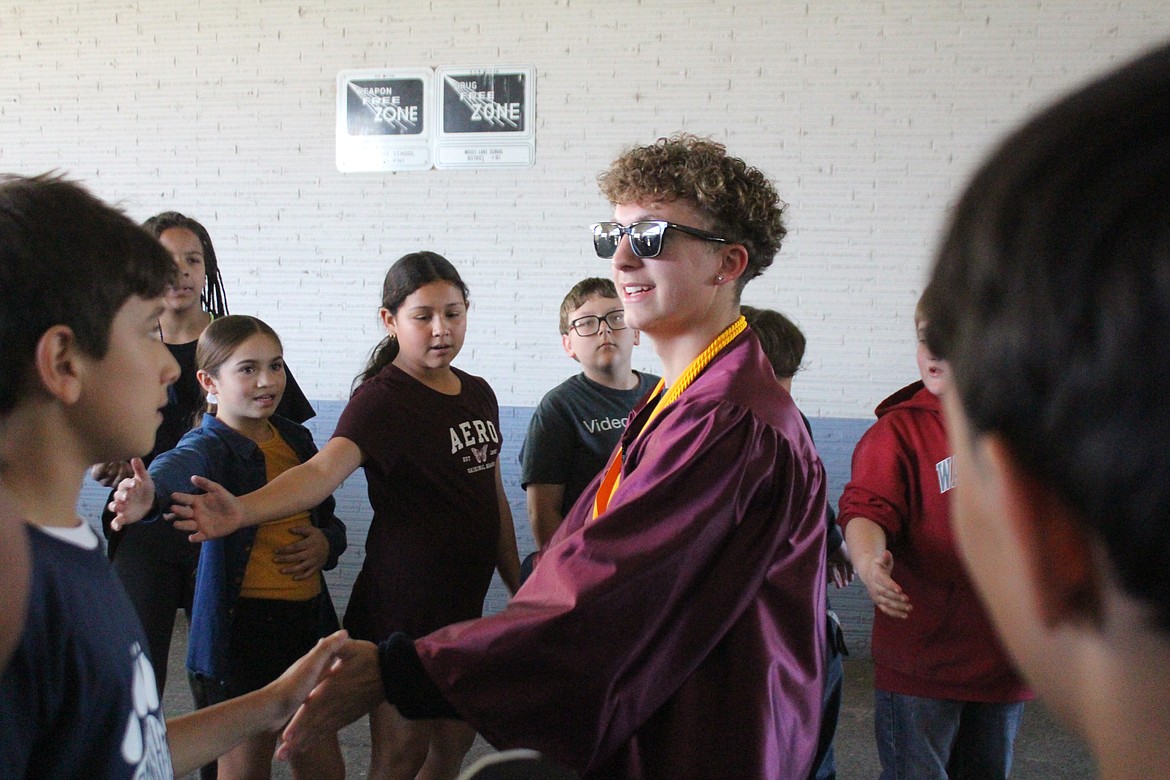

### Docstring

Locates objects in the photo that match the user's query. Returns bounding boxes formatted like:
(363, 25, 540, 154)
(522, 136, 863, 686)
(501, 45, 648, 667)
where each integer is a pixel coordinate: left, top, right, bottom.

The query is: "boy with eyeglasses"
(519, 278, 658, 556)
(256, 134, 827, 779)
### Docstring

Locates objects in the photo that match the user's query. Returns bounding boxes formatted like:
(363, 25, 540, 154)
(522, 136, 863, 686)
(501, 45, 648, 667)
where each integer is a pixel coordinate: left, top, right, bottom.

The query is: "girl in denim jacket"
(111, 315, 346, 780)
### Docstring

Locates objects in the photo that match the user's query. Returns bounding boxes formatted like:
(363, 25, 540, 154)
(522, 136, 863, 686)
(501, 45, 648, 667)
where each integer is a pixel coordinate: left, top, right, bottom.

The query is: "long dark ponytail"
(354, 251, 469, 390)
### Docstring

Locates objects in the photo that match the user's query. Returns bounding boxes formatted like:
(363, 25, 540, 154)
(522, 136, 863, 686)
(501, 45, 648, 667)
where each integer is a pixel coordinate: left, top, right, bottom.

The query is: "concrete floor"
(162, 620, 1096, 779)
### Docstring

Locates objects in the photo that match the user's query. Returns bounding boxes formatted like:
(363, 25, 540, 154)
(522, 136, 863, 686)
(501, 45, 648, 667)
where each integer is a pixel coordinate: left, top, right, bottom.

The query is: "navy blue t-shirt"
(0, 524, 173, 778)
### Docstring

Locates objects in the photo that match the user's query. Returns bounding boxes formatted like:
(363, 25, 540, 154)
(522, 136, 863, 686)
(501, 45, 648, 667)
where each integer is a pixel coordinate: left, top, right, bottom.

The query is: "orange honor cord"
(592, 315, 747, 519)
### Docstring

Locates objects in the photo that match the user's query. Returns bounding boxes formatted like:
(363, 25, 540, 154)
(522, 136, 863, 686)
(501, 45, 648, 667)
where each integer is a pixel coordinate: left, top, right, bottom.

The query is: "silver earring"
(206, 392, 218, 405)
(716, 275, 724, 283)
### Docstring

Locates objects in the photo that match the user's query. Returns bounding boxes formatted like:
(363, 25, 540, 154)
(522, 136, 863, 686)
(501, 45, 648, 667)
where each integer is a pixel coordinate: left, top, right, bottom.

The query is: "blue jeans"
(874, 690, 1024, 780)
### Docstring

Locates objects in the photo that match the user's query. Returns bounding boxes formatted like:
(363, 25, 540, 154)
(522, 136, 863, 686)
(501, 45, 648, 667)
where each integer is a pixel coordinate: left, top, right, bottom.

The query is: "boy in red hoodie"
(839, 288, 1030, 780)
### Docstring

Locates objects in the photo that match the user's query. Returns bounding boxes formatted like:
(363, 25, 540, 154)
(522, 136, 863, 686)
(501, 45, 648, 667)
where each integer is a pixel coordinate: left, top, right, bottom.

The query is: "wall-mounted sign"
(346, 78, 426, 135)
(335, 66, 535, 172)
(336, 68, 433, 172)
(435, 65, 535, 169)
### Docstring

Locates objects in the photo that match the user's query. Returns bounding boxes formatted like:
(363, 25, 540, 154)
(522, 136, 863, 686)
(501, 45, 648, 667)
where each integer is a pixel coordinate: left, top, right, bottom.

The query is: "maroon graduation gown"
(416, 330, 828, 778)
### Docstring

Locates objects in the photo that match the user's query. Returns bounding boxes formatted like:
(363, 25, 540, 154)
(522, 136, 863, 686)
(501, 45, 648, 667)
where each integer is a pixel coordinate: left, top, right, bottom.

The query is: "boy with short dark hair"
(742, 305, 851, 780)
(925, 42, 1170, 780)
(742, 305, 806, 382)
(520, 277, 658, 549)
(0, 173, 344, 779)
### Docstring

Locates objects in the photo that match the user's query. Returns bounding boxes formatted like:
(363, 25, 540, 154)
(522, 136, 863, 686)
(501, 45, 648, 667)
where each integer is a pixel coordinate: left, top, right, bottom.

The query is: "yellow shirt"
(239, 427, 322, 601)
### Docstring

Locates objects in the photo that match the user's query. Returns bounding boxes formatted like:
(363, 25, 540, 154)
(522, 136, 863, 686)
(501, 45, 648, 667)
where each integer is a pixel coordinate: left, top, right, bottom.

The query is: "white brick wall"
(3, 0, 1168, 416)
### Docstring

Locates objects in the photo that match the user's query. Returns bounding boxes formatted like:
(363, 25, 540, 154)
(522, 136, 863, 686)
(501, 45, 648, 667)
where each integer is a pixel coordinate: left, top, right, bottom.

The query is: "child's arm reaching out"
(844, 516, 912, 619)
(106, 458, 157, 531)
(166, 630, 348, 775)
(170, 437, 364, 542)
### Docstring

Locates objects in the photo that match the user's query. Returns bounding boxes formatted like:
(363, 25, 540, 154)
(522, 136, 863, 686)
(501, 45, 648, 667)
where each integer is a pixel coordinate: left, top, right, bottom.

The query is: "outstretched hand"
(107, 458, 155, 531)
(164, 629, 350, 777)
(168, 475, 246, 541)
(277, 639, 385, 759)
(857, 549, 912, 619)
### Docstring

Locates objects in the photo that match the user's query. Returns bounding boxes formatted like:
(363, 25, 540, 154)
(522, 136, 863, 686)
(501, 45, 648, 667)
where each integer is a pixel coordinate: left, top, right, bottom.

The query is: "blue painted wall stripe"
(79, 403, 878, 655)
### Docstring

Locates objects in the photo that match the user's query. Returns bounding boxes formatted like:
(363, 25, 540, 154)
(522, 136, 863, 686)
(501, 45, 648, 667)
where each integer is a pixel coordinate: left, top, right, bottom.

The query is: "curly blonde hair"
(597, 133, 787, 285)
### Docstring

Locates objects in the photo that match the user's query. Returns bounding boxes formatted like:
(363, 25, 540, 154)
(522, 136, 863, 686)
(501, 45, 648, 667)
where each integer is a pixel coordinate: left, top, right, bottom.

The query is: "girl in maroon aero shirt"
(169, 252, 521, 780)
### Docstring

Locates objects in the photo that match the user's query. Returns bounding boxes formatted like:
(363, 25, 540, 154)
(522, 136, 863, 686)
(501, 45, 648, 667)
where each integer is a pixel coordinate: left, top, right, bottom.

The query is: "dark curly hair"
(598, 134, 787, 288)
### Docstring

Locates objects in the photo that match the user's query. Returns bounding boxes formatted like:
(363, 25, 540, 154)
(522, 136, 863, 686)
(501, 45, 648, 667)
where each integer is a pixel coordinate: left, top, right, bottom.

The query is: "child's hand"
(278, 637, 384, 758)
(857, 549, 912, 619)
(169, 476, 245, 541)
(91, 460, 133, 488)
(260, 630, 349, 733)
(828, 543, 855, 589)
(107, 458, 155, 531)
(274, 526, 329, 580)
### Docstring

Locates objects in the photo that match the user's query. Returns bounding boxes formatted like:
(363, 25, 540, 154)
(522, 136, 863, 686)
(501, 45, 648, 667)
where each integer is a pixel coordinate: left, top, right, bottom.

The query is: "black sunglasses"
(590, 220, 732, 259)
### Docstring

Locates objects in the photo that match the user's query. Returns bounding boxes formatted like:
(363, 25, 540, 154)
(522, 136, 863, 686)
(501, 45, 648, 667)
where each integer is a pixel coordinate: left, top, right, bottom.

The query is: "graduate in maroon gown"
(214, 134, 827, 779)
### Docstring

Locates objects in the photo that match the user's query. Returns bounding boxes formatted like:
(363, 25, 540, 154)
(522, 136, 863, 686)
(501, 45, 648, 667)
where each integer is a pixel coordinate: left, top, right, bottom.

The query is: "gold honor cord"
(593, 315, 748, 519)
